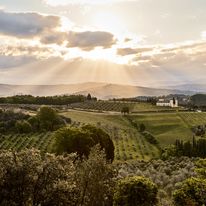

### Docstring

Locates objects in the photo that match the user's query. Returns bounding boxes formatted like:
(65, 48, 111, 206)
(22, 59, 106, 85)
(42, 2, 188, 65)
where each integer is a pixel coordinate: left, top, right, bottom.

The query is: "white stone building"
(156, 98, 178, 108)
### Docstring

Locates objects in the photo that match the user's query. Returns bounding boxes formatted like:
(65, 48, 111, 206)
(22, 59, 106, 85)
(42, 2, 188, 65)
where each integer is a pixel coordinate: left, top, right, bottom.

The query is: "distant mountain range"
(165, 84, 206, 93)
(0, 82, 201, 99)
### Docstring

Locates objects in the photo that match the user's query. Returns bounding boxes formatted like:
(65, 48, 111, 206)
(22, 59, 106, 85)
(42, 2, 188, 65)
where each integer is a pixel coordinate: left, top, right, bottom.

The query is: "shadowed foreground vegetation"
(0, 148, 205, 206)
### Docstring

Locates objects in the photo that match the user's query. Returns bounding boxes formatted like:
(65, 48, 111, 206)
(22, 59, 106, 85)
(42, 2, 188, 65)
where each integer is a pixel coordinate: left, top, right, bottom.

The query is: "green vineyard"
(0, 133, 55, 153)
(178, 112, 206, 127)
(68, 101, 135, 112)
(102, 126, 160, 161)
(68, 101, 178, 112)
(2, 111, 206, 162)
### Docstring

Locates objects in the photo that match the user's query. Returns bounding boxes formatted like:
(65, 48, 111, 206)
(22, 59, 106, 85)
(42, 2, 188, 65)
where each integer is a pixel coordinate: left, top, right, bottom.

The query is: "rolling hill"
(0, 82, 195, 99)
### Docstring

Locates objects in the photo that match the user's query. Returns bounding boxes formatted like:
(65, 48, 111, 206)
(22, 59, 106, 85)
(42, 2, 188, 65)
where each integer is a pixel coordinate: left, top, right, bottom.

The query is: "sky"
(0, 0, 206, 86)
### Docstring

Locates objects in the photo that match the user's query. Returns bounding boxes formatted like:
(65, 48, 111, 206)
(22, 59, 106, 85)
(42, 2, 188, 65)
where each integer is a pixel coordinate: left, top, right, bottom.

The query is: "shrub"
(173, 177, 206, 206)
(113, 176, 158, 206)
(139, 123, 146, 132)
(142, 131, 158, 145)
(37, 106, 65, 131)
(15, 120, 32, 133)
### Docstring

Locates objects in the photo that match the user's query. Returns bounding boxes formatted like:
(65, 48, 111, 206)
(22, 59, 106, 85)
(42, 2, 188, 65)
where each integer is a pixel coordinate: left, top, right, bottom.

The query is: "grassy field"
(63, 110, 160, 161)
(129, 113, 193, 146)
(2, 109, 206, 162)
(63, 110, 206, 152)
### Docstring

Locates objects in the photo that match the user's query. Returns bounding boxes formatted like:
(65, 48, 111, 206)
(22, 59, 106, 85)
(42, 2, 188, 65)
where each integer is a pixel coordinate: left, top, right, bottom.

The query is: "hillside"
(166, 84, 206, 93)
(0, 82, 194, 99)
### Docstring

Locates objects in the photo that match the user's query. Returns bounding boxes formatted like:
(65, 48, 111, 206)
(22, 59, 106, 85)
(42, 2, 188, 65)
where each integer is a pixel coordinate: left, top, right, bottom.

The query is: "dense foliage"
(191, 94, 206, 107)
(117, 157, 196, 205)
(121, 107, 130, 114)
(0, 147, 116, 206)
(0, 107, 69, 133)
(0, 109, 30, 133)
(0, 147, 205, 206)
(113, 176, 158, 206)
(173, 177, 206, 206)
(173, 159, 206, 206)
(162, 137, 206, 158)
(53, 125, 115, 161)
(0, 94, 97, 105)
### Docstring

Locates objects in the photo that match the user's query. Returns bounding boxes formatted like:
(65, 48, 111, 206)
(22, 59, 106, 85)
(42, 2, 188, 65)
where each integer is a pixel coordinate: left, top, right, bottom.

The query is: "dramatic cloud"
(0, 45, 57, 58)
(0, 10, 60, 38)
(117, 47, 153, 56)
(67, 31, 116, 51)
(40, 32, 67, 45)
(0, 10, 118, 51)
(131, 41, 206, 70)
(44, 0, 137, 6)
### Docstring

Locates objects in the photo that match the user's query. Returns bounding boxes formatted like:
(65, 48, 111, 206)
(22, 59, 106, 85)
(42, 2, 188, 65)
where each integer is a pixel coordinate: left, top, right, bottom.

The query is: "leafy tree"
(121, 107, 129, 115)
(113, 176, 158, 206)
(53, 125, 115, 162)
(0, 148, 116, 206)
(37, 106, 65, 131)
(54, 127, 94, 157)
(195, 158, 206, 178)
(0, 149, 78, 206)
(82, 124, 115, 162)
(15, 120, 32, 133)
(87, 93, 92, 101)
(75, 145, 116, 206)
(173, 178, 206, 206)
(28, 116, 40, 131)
(0, 94, 88, 105)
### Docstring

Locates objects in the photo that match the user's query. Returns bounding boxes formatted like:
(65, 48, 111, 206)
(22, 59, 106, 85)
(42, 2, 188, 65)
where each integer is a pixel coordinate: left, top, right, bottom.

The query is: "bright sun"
(92, 12, 125, 38)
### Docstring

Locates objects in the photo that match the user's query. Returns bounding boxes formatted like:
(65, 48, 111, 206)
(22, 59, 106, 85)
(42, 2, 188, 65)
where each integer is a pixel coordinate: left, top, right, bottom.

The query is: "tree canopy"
(0, 147, 116, 206)
(53, 125, 115, 162)
(113, 176, 158, 206)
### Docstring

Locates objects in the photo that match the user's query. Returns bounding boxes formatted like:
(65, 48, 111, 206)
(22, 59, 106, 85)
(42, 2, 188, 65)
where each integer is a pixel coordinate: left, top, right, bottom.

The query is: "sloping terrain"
(0, 82, 194, 99)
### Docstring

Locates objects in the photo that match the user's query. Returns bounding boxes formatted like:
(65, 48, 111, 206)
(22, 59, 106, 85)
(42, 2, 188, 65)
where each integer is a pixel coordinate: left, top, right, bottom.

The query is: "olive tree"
(0, 149, 77, 206)
(113, 176, 158, 206)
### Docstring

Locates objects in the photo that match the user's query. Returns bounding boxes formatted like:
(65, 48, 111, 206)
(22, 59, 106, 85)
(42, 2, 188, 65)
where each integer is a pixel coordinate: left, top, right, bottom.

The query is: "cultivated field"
(1, 109, 206, 162)
(178, 112, 206, 127)
(0, 133, 55, 153)
(68, 101, 177, 113)
(63, 110, 160, 161)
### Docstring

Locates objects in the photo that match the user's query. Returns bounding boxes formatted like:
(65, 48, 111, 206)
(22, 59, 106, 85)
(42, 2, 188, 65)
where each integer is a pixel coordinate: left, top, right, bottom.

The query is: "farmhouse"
(156, 98, 178, 108)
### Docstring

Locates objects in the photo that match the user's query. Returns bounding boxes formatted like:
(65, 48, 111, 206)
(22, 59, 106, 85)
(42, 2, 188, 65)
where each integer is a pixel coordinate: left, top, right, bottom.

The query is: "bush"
(15, 120, 32, 133)
(173, 177, 206, 206)
(37, 106, 66, 131)
(121, 107, 130, 115)
(113, 176, 158, 206)
(142, 131, 158, 145)
(139, 123, 146, 132)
